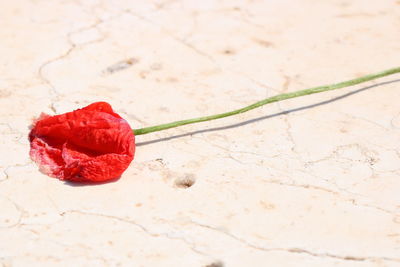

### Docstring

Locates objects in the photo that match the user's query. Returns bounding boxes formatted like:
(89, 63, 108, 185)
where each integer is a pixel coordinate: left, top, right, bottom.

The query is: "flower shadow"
(136, 79, 400, 147)
(63, 176, 121, 186)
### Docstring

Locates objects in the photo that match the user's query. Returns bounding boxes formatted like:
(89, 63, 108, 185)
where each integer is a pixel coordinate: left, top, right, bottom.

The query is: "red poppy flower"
(29, 102, 135, 183)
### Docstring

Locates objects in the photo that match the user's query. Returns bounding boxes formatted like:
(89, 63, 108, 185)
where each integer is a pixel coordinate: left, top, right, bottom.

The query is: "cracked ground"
(1, 0, 400, 266)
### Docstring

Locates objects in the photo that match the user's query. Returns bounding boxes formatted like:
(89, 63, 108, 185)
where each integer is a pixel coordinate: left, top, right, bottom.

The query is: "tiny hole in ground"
(174, 174, 196, 189)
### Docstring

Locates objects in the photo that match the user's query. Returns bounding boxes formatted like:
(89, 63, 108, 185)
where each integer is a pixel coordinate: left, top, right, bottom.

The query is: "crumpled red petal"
(29, 102, 135, 183)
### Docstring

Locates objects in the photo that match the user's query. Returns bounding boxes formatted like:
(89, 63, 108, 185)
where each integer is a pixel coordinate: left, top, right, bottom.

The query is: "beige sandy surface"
(1, 0, 400, 266)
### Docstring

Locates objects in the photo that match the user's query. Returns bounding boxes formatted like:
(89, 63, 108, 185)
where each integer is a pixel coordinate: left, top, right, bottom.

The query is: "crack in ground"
(191, 220, 400, 263)
(1, 163, 32, 184)
(390, 111, 400, 129)
(126, 10, 218, 64)
(263, 175, 398, 216)
(0, 123, 24, 147)
(189, 135, 281, 165)
(182, 134, 398, 216)
(126, 9, 276, 98)
(339, 111, 389, 131)
(304, 143, 382, 195)
(60, 210, 208, 257)
(36, 8, 129, 112)
(0, 196, 25, 229)
(276, 73, 302, 158)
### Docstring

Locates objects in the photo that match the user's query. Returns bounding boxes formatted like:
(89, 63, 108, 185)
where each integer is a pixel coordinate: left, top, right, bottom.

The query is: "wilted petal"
(29, 102, 135, 183)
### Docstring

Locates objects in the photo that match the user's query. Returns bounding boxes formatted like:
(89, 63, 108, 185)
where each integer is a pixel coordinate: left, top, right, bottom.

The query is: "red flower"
(29, 102, 135, 183)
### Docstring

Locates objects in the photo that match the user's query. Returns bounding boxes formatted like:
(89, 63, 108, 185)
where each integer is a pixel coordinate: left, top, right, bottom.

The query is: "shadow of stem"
(136, 79, 400, 147)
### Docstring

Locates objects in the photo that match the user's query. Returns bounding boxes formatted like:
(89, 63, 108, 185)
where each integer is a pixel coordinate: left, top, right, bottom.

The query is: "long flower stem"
(133, 66, 400, 135)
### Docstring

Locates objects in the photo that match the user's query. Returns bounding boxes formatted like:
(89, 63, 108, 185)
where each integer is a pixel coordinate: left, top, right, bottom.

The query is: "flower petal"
(29, 102, 135, 182)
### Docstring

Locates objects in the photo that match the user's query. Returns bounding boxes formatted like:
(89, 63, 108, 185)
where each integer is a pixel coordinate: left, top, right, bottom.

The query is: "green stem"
(133, 66, 400, 135)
